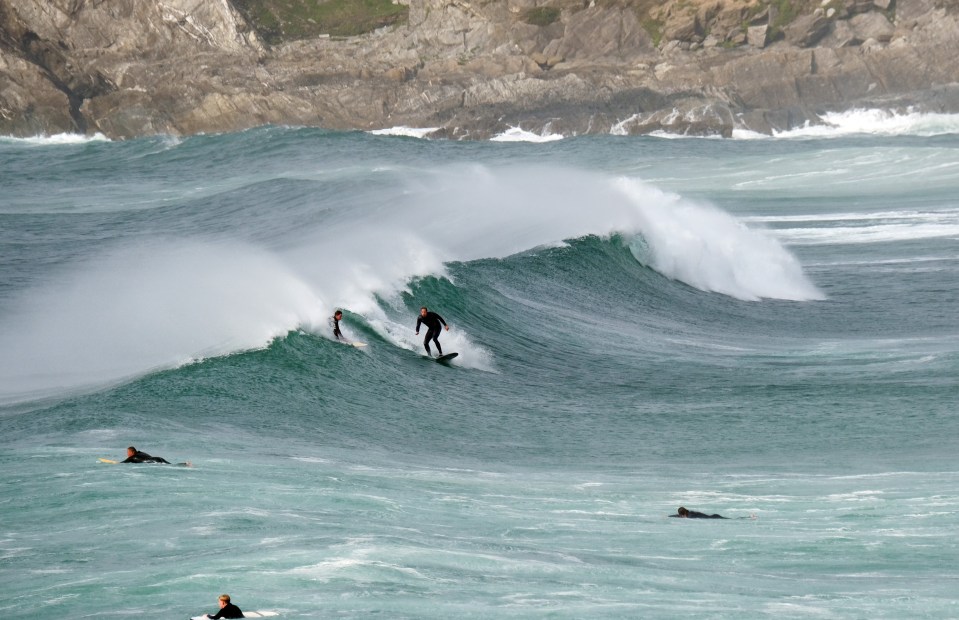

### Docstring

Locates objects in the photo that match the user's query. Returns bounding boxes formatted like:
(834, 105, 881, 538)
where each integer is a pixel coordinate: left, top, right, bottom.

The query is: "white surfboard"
(99, 457, 192, 466)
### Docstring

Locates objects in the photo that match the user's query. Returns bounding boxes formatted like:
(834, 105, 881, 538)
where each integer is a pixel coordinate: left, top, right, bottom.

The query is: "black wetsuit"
(208, 603, 244, 619)
(122, 451, 171, 464)
(415, 311, 447, 356)
(670, 510, 727, 519)
(331, 314, 343, 340)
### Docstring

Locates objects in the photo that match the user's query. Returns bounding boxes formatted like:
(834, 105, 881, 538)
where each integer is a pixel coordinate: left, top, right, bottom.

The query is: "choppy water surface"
(2, 115, 958, 618)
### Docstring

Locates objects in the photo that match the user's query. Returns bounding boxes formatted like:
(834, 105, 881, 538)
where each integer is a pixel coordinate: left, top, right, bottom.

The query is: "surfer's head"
(677, 507, 689, 517)
(420, 306, 428, 316)
(219, 594, 231, 607)
(334, 310, 342, 319)
(127, 446, 136, 457)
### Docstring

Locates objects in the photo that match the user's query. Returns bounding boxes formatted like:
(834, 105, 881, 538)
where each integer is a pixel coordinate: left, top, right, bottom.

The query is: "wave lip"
(611, 177, 824, 301)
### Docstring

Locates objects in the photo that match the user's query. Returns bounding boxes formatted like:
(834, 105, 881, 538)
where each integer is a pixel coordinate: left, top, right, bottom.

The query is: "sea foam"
(773, 109, 959, 138)
(368, 127, 440, 139)
(0, 241, 324, 404)
(490, 126, 565, 142)
(0, 163, 821, 402)
(746, 208, 959, 245)
(0, 132, 110, 145)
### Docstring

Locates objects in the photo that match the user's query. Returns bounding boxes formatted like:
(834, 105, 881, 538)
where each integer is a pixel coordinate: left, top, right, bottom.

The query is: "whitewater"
(1, 111, 958, 618)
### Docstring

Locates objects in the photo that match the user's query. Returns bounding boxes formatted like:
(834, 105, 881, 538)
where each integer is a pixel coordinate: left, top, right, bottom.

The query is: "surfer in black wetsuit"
(121, 446, 171, 464)
(415, 306, 449, 357)
(331, 309, 344, 340)
(206, 593, 244, 619)
(670, 506, 728, 519)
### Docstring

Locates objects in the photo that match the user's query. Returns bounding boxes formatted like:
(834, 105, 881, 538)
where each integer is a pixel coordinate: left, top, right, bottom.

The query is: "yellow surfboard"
(98, 458, 118, 464)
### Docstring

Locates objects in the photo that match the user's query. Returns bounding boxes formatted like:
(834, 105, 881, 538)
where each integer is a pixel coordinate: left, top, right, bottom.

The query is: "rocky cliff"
(2, 0, 958, 139)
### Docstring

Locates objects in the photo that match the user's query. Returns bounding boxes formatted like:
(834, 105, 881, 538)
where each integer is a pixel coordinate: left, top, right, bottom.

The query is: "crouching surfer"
(205, 593, 244, 619)
(121, 446, 191, 467)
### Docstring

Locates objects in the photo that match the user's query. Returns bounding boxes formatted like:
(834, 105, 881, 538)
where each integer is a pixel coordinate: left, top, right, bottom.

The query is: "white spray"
(0, 165, 822, 403)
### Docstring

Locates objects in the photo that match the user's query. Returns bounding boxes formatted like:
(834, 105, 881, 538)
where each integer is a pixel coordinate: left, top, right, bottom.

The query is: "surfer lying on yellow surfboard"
(99, 446, 191, 467)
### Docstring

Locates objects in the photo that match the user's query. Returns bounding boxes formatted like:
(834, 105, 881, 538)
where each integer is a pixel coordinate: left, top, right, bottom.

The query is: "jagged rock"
(664, 14, 702, 43)
(820, 20, 862, 47)
(726, 29, 748, 46)
(0, 0, 116, 132)
(710, 4, 750, 38)
(784, 14, 834, 47)
(0, 48, 75, 135)
(615, 100, 735, 137)
(542, 6, 654, 60)
(6, 0, 260, 55)
(385, 65, 416, 82)
(748, 24, 768, 48)
(895, 0, 937, 22)
(849, 12, 895, 42)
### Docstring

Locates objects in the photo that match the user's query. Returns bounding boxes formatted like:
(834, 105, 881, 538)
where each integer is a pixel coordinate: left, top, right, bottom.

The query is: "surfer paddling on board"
(415, 306, 449, 357)
(118, 446, 191, 467)
(669, 506, 755, 519)
(205, 593, 244, 619)
(670, 506, 728, 519)
(122, 446, 170, 464)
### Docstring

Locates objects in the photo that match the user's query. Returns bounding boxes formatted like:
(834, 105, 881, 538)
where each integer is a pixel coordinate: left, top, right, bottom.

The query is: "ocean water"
(1, 113, 958, 618)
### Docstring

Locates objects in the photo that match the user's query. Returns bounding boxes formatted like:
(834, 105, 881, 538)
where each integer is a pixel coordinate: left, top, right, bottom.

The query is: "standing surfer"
(415, 306, 450, 357)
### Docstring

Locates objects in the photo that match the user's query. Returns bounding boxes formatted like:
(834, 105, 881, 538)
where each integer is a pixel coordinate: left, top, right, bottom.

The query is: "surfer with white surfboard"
(190, 593, 278, 619)
(200, 593, 244, 619)
(415, 306, 457, 362)
(331, 310, 345, 341)
(331, 309, 366, 348)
